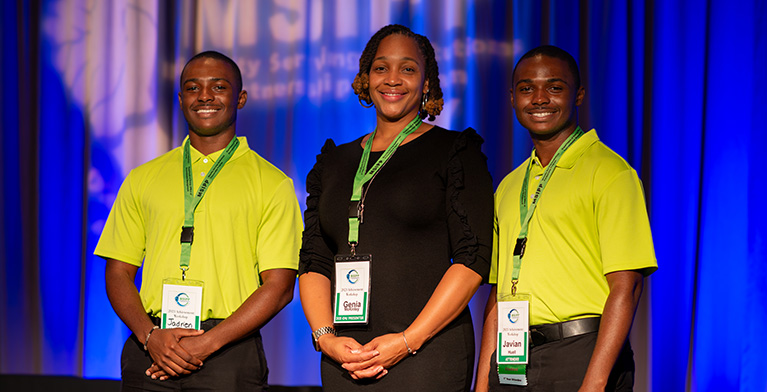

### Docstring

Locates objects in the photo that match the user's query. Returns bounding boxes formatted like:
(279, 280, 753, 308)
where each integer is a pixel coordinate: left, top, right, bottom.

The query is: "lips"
(527, 109, 558, 120)
(192, 106, 221, 117)
(378, 90, 407, 102)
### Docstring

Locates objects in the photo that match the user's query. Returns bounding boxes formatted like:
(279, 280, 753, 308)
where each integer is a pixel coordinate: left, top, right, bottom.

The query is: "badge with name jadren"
(161, 278, 203, 330)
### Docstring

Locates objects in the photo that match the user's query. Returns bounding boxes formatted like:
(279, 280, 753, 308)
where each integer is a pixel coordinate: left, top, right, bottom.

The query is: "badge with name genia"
(333, 254, 371, 324)
(497, 292, 531, 386)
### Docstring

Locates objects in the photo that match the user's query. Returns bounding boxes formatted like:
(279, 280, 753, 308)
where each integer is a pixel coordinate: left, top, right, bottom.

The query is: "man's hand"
(144, 328, 204, 379)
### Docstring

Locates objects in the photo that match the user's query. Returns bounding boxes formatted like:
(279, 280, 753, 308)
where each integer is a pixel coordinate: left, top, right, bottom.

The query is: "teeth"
(383, 93, 402, 96)
(196, 109, 218, 113)
(531, 112, 554, 117)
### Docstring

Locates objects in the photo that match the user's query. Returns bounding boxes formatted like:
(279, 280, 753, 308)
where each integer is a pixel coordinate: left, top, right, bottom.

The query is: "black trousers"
(120, 319, 269, 392)
(488, 332, 635, 392)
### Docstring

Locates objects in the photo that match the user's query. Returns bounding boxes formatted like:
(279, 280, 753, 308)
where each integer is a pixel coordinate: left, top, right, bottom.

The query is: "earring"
(359, 96, 374, 108)
(420, 91, 429, 112)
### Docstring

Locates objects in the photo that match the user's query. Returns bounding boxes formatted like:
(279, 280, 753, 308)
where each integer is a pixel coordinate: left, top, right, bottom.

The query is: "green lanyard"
(179, 136, 240, 279)
(510, 127, 583, 294)
(348, 116, 422, 253)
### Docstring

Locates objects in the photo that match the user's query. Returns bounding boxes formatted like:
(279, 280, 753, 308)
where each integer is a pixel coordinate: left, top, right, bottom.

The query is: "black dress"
(299, 126, 494, 391)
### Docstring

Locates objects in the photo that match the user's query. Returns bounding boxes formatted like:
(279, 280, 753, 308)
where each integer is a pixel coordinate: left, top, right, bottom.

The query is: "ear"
(237, 90, 248, 109)
(509, 88, 514, 106)
(178, 92, 183, 108)
(422, 79, 429, 95)
(575, 86, 585, 106)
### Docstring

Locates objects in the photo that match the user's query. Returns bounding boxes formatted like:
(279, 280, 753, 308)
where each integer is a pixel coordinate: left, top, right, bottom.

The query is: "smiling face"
(178, 57, 247, 138)
(368, 34, 428, 124)
(511, 54, 585, 140)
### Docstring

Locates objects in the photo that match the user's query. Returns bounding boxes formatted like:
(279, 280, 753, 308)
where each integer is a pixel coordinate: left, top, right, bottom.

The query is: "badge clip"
(513, 237, 527, 257)
(180, 226, 194, 244)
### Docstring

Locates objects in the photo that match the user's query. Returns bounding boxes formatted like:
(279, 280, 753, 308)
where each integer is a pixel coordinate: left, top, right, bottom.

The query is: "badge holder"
(333, 254, 371, 324)
(161, 277, 204, 330)
(497, 292, 532, 386)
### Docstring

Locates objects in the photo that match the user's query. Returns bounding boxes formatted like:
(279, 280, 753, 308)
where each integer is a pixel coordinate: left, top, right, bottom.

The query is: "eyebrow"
(373, 56, 421, 64)
(183, 77, 231, 85)
(515, 78, 570, 87)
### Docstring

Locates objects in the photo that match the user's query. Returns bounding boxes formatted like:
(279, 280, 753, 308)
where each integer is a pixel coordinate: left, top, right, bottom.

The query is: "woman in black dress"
(298, 24, 493, 391)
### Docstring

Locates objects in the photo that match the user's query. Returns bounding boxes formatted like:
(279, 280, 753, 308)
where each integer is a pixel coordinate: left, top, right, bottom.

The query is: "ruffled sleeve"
(298, 139, 337, 278)
(445, 128, 494, 281)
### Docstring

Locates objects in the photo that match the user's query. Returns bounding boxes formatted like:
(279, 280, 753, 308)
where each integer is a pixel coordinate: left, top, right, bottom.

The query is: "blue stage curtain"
(1, 1, 765, 390)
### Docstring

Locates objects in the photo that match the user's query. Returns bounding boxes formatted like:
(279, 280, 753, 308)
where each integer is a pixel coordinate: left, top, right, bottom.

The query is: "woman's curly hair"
(351, 24, 444, 121)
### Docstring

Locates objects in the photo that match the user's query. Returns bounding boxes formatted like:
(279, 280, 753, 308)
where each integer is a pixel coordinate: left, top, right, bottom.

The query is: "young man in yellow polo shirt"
(476, 46, 657, 391)
(96, 51, 302, 391)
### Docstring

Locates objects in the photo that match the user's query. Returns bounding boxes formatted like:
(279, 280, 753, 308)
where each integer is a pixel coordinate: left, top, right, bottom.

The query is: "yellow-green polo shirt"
(490, 130, 657, 325)
(95, 136, 302, 320)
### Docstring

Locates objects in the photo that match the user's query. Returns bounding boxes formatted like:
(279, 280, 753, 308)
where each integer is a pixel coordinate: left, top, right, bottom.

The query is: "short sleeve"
(94, 170, 147, 266)
(255, 176, 303, 273)
(445, 128, 494, 281)
(596, 169, 658, 276)
(298, 139, 337, 278)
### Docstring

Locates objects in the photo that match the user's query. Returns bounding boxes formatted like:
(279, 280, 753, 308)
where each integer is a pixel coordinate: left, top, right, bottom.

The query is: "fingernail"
(150, 375, 156, 380)
(350, 349, 360, 354)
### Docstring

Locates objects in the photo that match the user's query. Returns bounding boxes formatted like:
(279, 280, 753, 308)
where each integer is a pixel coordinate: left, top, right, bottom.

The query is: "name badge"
(497, 292, 531, 386)
(161, 278, 203, 330)
(333, 254, 371, 324)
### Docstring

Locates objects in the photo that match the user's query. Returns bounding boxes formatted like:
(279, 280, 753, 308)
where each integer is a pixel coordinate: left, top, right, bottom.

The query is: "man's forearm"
(580, 271, 643, 390)
(476, 286, 498, 392)
(105, 258, 156, 342)
(199, 268, 296, 352)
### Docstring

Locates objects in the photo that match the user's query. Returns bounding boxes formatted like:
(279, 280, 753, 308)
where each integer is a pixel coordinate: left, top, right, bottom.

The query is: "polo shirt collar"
(183, 135, 250, 163)
(530, 128, 599, 169)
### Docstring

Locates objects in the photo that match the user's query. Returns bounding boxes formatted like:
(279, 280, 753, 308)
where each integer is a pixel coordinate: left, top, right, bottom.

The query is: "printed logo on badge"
(175, 293, 190, 307)
(508, 308, 520, 323)
(347, 269, 359, 284)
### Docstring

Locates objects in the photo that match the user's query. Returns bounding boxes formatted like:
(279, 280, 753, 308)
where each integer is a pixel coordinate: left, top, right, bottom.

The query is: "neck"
(375, 113, 420, 140)
(188, 128, 236, 156)
(531, 125, 578, 167)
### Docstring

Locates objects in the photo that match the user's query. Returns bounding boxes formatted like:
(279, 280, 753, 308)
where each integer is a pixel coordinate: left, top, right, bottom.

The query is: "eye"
(518, 86, 532, 93)
(185, 86, 199, 92)
(373, 65, 386, 72)
(213, 85, 227, 92)
(548, 85, 563, 92)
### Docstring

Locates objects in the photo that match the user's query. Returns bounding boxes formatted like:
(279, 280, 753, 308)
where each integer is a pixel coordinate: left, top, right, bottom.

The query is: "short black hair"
(180, 51, 243, 92)
(513, 45, 581, 89)
(351, 24, 444, 121)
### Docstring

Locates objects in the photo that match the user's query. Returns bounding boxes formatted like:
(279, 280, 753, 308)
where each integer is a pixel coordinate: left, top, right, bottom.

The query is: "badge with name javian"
(497, 293, 531, 364)
(161, 278, 203, 330)
(333, 254, 371, 324)
(497, 293, 531, 386)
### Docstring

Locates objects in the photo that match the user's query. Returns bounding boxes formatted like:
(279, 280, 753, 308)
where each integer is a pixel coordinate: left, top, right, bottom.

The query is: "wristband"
(402, 332, 417, 355)
(144, 326, 160, 351)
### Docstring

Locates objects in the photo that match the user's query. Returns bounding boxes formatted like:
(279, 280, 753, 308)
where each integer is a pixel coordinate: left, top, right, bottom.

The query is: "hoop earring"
(359, 96, 374, 108)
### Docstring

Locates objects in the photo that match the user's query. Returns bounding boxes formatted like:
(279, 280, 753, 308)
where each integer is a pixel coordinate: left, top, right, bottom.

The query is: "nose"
(385, 70, 402, 86)
(197, 87, 214, 102)
(532, 89, 549, 105)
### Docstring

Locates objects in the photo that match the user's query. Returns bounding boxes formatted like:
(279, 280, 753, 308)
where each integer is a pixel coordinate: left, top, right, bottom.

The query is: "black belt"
(530, 317, 600, 348)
